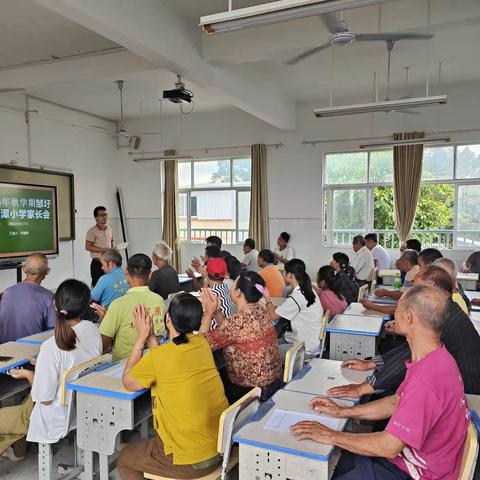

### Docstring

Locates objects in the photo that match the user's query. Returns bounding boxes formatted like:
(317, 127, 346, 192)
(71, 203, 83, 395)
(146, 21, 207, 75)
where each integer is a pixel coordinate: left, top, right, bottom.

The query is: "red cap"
(207, 258, 227, 279)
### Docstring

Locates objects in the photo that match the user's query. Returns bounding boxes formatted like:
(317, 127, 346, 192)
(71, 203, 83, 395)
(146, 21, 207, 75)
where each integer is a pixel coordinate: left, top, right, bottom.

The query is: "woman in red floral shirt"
(200, 271, 282, 404)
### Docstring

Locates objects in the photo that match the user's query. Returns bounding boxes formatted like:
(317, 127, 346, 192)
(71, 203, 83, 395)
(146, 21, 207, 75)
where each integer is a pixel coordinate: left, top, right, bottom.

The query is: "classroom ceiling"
(1, 0, 479, 127)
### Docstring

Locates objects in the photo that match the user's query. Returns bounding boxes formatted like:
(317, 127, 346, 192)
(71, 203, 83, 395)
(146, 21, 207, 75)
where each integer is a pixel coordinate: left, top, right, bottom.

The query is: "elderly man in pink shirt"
(291, 284, 469, 480)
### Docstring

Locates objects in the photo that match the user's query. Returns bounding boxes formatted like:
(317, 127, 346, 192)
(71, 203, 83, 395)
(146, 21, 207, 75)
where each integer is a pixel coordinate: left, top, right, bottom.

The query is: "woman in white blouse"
(273, 232, 295, 269)
(0, 279, 102, 461)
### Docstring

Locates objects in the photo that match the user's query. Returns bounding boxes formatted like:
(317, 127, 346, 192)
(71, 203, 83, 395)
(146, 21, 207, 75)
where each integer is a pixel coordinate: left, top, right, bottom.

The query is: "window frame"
(178, 157, 251, 245)
(323, 142, 480, 250)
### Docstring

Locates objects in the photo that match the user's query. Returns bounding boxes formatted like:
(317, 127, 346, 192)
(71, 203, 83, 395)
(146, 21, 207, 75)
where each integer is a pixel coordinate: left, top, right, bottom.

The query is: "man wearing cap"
(206, 258, 236, 329)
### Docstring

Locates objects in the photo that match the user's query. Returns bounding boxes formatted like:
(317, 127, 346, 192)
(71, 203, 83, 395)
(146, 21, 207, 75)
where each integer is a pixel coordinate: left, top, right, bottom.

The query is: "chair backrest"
(357, 284, 369, 302)
(318, 310, 330, 358)
(459, 422, 479, 480)
(370, 267, 379, 292)
(60, 354, 112, 436)
(283, 341, 306, 383)
(217, 387, 261, 480)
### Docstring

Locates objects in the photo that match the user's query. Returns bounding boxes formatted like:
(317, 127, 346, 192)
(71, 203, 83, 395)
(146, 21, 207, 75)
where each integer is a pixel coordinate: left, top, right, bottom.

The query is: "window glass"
(457, 185, 480, 247)
(193, 160, 230, 188)
(238, 191, 250, 243)
(178, 162, 191, 189)
(325, 152, 368, 184)
(178, 193, 188, 241)
(331, 189, 367, 245)
(233, 159, 252, 186)
(456, 145, 480, 179)
(369, 150, 393, 183)
(421, 146, 454, 181)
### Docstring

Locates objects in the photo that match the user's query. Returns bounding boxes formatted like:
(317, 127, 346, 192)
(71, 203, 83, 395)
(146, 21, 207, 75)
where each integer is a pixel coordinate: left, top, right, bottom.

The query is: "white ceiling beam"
(33, 0, 295, 130)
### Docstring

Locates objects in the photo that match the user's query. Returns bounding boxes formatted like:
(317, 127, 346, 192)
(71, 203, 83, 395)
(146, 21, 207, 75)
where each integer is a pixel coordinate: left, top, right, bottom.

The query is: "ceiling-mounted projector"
(163, 75, 193, 104)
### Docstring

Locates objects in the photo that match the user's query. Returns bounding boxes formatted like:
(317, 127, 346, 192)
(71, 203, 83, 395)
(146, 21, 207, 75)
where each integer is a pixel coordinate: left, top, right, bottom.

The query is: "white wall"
(121, 80, 480, 276)
(0, 95, 122, 291)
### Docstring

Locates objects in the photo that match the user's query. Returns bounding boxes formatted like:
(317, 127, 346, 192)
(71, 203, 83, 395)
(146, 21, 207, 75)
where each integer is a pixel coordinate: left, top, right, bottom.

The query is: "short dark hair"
(225, 255, 242, 280)
(168, 293, 203, 345)
(206, 236, 222, 249)
(280, 232, 290, 243)
(418, 248, 443, 266)
(94, 206, 106, 218)
(235, 271, 265, 303)
(258, 249, 275, 264)
(405, 239, 422, 253)
(365, 233, 378, 243)
(219, 250, 231, 260)
(332, 252, 350, 269)
(127, 253, 152, 279)
(352, 235, 366, 246)
(205, 245, 221, 259)
(244, 238, 255, 250)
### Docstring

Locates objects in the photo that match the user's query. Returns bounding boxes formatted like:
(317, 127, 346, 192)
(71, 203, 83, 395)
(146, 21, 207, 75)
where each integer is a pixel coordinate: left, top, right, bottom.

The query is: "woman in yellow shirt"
(119, 293, 229, 480)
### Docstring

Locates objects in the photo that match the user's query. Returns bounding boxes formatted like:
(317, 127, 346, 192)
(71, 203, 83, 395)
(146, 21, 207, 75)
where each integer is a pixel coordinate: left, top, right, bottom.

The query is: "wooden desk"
(16, 329, 55, 345)
(68, 359, 151, 480)
(284, 358, 373, 401)
(0, 342, 40, 374)
(457, 273, 478, 291)
(326, 315, 383, 361)
(234, 389, 354, 480)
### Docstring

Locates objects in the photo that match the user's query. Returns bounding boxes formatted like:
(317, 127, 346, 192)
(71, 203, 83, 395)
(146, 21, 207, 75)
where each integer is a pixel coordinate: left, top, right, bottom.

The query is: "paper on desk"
(116, 242, 129, 250)
(104, 365, 125, 379)
(264, 409, 340, 433)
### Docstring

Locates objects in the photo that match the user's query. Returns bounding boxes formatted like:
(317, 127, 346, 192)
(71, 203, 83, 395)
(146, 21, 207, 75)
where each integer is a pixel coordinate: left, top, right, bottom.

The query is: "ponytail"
(285, 259, 316, 308)
(172, 333, 189, 345)
(54, 279, 90, 351)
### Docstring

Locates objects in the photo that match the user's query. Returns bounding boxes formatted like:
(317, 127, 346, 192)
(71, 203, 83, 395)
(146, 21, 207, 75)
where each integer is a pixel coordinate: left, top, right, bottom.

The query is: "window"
(177, 158, 251, 244)
(324, 144, 480, 249)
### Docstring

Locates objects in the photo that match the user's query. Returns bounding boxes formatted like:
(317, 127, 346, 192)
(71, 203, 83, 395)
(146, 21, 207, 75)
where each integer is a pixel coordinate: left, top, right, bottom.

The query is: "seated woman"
(120, 293, 229, 480)
(316, 265, 348, 316)
(200, 272, 282, 404)
(0, 279, 102, 461)
(265, 259, 323, 359)
(330, 252, 359, 305)
(257, 249, 286, 297)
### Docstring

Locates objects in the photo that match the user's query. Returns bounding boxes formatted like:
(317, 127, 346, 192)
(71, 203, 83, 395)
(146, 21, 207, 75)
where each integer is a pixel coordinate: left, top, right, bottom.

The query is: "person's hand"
(273, 253, 279, 261)
(191, 257, 202, 273)
(327, 383, 371, 399)
(199, 265, 208, 279)
(384, 320, 396, 334)
(374, 289, 389, 297)
(341, 359, 375, 371)
(9, 367, 34, 385)
(290, 421, 335, 444)
(309, 396, 345, 417)
(91, 303, 107, 320)
(263, 287, 271, 303)
(359, 299, 374, 310)
(200, 255, 206, 265)
(200, 288, 220, 317)
(185, 268, 195, 279)
(27, 357, 37, 366)
(133, 304, 153, 343)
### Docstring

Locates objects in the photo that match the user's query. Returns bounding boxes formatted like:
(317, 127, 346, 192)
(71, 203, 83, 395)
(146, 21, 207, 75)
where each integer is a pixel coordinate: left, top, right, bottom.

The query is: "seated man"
(350, 235, 374, 285)
(418, 247, 443, 272)
(241, 238, 259, 272)
(96, 254, 165, 361)
(291, 284, 469, 480)
(148, 241, 181, 299)
(365, 233, 392, 273)
(374, 250, 419, 301)
(434, 257, 470, 313)
(187, 245, 221, 291)
(257, 249, 286, 297)
(0, 253, 56, 343)
(91, 249, 128, 308)
(328, 265, 480, 400)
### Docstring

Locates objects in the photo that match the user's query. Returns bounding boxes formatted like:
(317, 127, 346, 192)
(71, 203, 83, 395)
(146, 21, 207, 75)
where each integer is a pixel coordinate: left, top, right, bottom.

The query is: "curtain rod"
(128, 142, 284, 157)
(302, 128, 480, 146)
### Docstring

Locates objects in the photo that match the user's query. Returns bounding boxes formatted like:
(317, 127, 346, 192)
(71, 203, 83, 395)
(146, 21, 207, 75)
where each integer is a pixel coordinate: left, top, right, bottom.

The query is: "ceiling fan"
(285, 13, 434, 65)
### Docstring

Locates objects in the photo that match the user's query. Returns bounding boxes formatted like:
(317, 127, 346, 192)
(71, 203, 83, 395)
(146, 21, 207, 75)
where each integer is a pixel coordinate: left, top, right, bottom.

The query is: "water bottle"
(394, 277, 402, 291)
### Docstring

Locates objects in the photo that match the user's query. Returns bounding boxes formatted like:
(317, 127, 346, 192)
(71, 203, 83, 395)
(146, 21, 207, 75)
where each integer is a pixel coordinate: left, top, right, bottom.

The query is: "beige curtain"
(393, 131, 425, 243)
(162, 159, 180, 270)
(249, 144, 269, 250)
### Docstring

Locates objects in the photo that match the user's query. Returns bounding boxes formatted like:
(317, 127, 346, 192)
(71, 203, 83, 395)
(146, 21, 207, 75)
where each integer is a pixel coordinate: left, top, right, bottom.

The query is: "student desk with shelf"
(325, 314, 384, 361)
(67, 360, 152, 480)
(16, 329, 55, 345)
(234, 389, 355, 480)
(284, 358, 373, 401)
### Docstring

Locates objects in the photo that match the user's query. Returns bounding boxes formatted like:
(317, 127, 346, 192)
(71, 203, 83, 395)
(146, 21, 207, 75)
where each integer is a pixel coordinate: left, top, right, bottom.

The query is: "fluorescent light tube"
(313, 95, 447, 118)
(200, 0, 388, 34)
(133, 155, 193, 163)
(359, 137, 451, 150)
